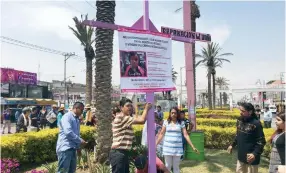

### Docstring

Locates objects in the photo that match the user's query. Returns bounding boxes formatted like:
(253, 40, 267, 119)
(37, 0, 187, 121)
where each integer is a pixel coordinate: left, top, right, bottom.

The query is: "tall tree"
(94, 1, 116, 164)
(215, 77, 229, 108)
(196, 42, 233, 109)
(69, 14, 95, 105)
(175, 0, 200, 104)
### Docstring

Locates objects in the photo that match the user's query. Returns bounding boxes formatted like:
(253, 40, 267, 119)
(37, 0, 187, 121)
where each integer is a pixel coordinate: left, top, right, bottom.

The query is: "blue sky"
(1, 1, 285, 94)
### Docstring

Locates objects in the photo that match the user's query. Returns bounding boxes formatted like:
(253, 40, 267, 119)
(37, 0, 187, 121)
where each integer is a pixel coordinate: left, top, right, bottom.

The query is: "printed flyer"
(118, 28, 175, 92)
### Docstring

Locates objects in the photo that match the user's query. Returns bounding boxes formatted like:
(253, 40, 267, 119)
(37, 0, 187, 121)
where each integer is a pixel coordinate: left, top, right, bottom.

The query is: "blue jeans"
(57, 148, 77, 173)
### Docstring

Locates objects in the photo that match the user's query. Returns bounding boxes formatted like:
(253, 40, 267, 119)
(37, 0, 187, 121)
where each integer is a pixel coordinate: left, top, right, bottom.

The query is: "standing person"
(141, 112, 159, 146)
(227, 102, 266, 173)
(84, 104, 92, 126)
(255, 105, 261, 120)
(109, 98, 152, 173)
(156, 107, 199, 173)
(30, 107, 39, 131)
(264, 107, 273, 128)
(40, 106, 48, 129)
(156, 105, 164, 120)
(57, 106, 65, 127)
(269, 112, 285, 173)
(16, 107, 31, 133)
(56, 102, 87, 173)
(46, 105, 58, 129)
(2, 108, 11, 134)
(14, 105, 22, 125)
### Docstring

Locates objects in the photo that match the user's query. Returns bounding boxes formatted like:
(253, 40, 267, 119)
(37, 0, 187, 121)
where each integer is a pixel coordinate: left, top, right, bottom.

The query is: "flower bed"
(1, 126, 95, 163)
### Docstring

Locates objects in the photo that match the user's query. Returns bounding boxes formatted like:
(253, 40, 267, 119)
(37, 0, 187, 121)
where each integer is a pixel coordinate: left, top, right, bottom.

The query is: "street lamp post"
(180, 66, 185, 109)
(63, 53, 75, 106)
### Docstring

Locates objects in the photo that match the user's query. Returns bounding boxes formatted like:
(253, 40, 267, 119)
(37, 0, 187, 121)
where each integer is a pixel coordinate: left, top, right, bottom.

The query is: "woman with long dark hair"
(269, 112, 285, 173)
(156, 107, 198, 173)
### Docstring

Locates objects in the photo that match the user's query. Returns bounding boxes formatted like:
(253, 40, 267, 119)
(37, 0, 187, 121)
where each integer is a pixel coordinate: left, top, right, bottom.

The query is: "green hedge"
(1, 126, 95, 163)
(133, 125, 274, 157)
(197, 118, 236, 128)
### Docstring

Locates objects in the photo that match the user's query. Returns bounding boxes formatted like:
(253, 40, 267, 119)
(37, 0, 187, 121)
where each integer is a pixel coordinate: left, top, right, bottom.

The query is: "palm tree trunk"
(94, 0, 115, 164)
(207, 69, 212, 109)
(191, 2, 197, 106)
(202, 94, 205, 108)
(212, 73, 216, 109)
(220, 92, 222, 108)
(85, 56, 93, 105)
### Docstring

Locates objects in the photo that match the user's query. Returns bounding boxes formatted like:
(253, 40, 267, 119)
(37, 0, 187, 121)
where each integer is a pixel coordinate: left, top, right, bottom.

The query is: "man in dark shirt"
(227, 103, 266, 173)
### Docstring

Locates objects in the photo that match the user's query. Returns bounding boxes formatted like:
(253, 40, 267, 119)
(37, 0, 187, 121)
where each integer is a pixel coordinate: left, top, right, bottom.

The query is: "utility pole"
(64, 52, 75, 107)
(180, 66, 185, 109)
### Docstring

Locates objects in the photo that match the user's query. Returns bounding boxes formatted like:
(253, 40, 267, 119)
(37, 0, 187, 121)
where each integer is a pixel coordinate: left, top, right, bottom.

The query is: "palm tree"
(69, 14, 95, 105)
(94, 1, 116, 164)
(215, 77, 229, 108)
(196, 42, 233, 110)
(175, 0, 200, 105)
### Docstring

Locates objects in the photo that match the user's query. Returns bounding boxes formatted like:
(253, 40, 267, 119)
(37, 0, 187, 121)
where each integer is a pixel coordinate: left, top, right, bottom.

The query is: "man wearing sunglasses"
(124, 52, 146, 77)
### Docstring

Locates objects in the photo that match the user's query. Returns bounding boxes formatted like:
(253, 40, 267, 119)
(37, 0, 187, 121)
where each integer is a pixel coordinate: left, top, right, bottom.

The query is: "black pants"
(49, 121, 57, 129)
(86, 121, 93, 126)
(264, 121, 272, 128)
(109, 149, 129, 173)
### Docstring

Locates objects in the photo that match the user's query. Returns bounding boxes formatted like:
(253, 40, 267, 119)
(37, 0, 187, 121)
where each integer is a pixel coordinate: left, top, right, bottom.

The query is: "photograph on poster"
(120, 51, 147, 77)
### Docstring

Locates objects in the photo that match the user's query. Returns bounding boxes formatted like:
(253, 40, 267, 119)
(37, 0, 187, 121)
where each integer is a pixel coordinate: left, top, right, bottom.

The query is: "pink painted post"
(144, 1, 156, 173)
(183, 1, 196, 130)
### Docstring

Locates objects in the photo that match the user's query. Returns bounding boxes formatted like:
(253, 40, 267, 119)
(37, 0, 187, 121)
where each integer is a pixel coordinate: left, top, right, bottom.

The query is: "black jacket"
(232, 115, 266, 165)
(275, 132, 285, 165)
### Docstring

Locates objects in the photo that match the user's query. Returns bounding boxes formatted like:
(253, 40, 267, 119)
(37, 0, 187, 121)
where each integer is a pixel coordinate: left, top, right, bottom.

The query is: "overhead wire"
(1, 36, 84, 59)
(85, 0, 96, 9)
(63, 1, 83, 14)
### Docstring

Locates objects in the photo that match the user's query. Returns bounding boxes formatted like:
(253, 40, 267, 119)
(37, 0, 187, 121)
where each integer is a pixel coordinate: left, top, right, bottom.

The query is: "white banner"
(118, 28, 175, 92)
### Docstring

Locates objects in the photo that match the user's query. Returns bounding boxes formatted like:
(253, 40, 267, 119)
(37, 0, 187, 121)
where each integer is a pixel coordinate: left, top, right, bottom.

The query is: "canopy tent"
(1, 97, 56, 106)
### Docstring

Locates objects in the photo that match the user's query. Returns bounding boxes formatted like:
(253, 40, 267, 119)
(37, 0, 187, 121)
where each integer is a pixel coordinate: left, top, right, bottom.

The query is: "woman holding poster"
(109, 98, 152, 173)
(156, 107, 199, 173)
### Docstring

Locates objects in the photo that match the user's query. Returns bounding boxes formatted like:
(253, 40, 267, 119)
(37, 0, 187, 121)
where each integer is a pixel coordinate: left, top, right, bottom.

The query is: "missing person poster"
(118, 28, 175, 92)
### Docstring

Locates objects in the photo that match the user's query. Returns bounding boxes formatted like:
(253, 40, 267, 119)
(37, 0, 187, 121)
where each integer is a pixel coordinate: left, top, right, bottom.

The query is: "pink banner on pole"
(0, 68, 37, 85)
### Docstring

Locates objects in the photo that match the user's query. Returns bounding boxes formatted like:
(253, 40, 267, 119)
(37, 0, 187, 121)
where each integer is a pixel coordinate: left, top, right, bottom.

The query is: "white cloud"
(2, 2, 80, 43)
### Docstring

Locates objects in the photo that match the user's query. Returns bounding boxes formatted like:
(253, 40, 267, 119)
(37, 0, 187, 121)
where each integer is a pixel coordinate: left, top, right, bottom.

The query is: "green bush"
(133, 124, 274, 157)
(1, 126, 95, 163)
(197, 118, 236, 128)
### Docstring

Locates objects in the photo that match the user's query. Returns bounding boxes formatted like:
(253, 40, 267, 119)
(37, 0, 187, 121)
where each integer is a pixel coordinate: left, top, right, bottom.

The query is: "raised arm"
(132, 103, 152, 124)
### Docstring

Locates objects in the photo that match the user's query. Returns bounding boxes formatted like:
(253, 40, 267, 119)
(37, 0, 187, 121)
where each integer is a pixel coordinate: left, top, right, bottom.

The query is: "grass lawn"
(180, 149, 269, 173)
(21, 149, 270, 173)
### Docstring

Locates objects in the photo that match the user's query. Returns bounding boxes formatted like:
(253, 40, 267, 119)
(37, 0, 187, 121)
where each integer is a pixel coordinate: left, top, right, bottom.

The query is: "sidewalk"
(1, 123, 16, 135)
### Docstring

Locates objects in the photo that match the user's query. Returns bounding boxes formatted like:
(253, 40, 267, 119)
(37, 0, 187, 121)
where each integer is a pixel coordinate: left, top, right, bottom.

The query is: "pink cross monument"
(83, 1, 211, 172)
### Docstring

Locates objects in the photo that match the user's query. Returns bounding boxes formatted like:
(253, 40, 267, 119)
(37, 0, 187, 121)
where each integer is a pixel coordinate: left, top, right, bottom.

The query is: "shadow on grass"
(180, 149, 270, 173)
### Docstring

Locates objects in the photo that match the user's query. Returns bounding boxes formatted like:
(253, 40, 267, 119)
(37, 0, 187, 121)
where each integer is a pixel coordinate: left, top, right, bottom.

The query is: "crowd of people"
(1, 99, 285, 173)
(1, 103, 96, 134)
